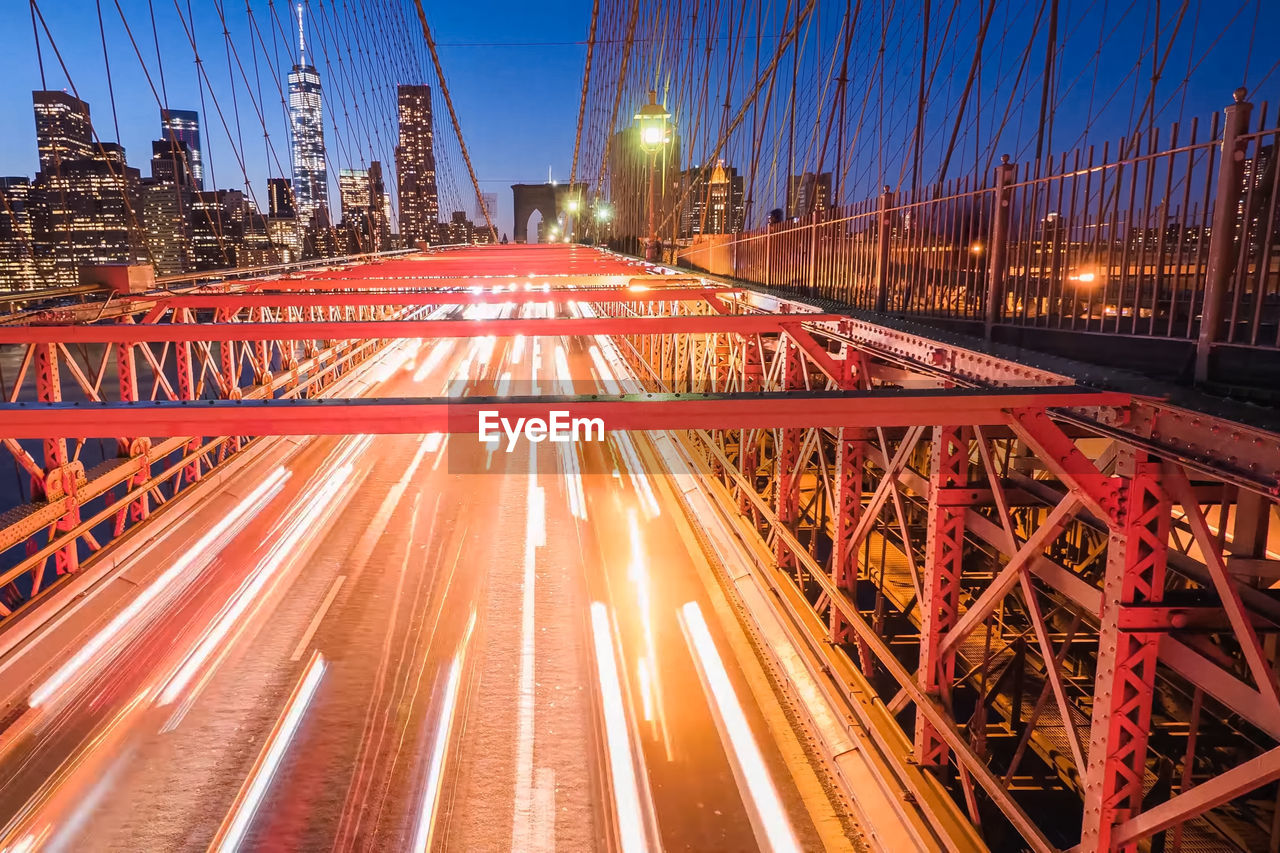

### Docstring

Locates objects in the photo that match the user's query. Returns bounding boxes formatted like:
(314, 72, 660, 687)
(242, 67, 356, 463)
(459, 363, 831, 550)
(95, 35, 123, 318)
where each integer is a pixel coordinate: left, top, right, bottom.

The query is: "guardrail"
(678, 90, 1280, 390)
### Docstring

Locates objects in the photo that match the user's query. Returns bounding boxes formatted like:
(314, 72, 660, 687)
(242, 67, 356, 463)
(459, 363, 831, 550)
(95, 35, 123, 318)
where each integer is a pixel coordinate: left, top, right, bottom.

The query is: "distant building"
(786, 172, 832, 220)
(29, 101, 146, 287)
(396, 84, 439, 246)
(0, 178, 39, 291)
(267, 177, 296, 219)
(289, 5, 327, 219)
(368, 161, 389, 249)
(141, 138, 194, 275)
(160, 108, 203, 189)
(339, 168, 370, 218)
(189, 189, 247, 271)
(607, 124, 681, 252)
(33, 90, 94, 175)
(337, 162, 389, 253)
(437, 210, 494, 246)
(680, 159, 744, 237)
(475, 191, 498, 234)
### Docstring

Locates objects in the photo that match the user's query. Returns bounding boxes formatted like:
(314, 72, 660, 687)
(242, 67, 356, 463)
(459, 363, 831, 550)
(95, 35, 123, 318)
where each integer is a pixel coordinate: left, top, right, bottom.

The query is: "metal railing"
(679, 91, 1280, 386)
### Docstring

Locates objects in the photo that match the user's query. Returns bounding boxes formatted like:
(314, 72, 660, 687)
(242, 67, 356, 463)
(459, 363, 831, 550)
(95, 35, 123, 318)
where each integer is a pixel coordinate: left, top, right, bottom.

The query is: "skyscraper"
(0, 178, 39, 291)
(30, 93, 145, 285)
(396, 84, 438, 246)
(141, 138, 194, 274)
(680, 160, 744, 237)
(786, 172, 832, 220)
(31, 140, 145, 285)
(267, 177, 297, 219)
(289, 4, 327, 220)
(338, 168, 370, 216)
(368, 161, 388, 249)
(160, 109, 203, 189)
(33, 91, 94, 175)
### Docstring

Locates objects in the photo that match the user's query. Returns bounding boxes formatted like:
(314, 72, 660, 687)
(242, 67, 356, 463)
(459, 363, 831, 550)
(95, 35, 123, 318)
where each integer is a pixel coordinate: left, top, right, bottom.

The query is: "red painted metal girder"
(0, 388, 1129, 439)
(0, 315, 848, 344)
(144, 287, 739, 311)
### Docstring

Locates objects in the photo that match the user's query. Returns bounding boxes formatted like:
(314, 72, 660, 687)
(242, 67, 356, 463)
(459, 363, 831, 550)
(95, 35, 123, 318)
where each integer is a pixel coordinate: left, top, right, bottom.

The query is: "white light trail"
(497, 372, 513, 398)
(679, 602, 801, 853)
(157, 464, 353, 707)
(512, 447, 548, 851)
(554, 344, 574, 395)
(590, 603, 652, 853)
(558, 444, 587, 520)
(28, 469, 290, 709)
(589, 345, 621, 395)
(410, 612, 477, 853)
(414, 339, 456, 382)
(511, 335, 526, 365)
(212, 653, 327, 853)
(614, 434, 660, 518)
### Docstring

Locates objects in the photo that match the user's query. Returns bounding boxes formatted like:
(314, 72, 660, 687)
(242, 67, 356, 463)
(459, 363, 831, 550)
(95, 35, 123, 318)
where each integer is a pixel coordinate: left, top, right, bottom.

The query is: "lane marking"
(289, 575, 347, 662)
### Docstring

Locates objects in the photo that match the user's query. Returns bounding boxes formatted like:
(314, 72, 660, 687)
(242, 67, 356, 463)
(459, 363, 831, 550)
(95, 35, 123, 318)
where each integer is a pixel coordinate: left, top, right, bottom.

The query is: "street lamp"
(634, 90, 671, 262)
(565, 197, 580, 242)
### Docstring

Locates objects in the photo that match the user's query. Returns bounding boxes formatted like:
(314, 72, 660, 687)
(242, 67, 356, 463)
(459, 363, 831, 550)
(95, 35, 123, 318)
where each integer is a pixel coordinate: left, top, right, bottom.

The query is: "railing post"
(807, 211, 820, 295)
(874, 186, 893, 312)
(1195, 88, 1253, 383)
(984, 154, 1017, 341)
(764, 223, 773, 286)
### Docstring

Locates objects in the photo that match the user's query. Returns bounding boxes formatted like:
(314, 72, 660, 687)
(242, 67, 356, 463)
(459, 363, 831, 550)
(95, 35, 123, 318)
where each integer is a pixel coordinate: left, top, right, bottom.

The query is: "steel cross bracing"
(0, 245, 1279, 850)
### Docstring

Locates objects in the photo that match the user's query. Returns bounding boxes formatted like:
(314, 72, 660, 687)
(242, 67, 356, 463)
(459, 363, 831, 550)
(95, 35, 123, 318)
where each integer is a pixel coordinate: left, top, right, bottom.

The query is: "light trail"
(559, 444, 587, 520)
(209, 653, 327, 853)
(28, 469, 290, 709)
(554, 344, 574, 395)
(511, 445, 548, 852)
(627, 514, 673, 759)
(589, 603, 653, 853)
(613, 434, 660, 518)
(588, 344, 622, 395)
(679, 602, 801, 853)
(413, 339, 456, 382)
(409, 611, 477, 853)
(157, 463, 355, 708)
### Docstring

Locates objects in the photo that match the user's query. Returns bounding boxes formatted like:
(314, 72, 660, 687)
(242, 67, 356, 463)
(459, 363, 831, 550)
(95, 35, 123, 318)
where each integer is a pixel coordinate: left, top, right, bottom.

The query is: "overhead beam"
(0, 388, 1128, 438)
(0, 314, 845, 345)
(140, 286, 738, 311)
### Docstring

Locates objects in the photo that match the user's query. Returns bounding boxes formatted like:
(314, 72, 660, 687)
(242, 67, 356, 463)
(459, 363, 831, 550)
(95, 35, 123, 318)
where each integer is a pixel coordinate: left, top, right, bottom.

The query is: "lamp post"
(634, 90, 671, 262)
(566, 196, 579, 243)
(592, 202, 611, 245)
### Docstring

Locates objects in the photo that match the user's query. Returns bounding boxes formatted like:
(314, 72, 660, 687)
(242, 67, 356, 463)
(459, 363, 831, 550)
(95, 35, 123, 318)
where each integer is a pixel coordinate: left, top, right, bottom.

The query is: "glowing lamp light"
(1070, 269, 1100, 285)
(970, 242, 984, 255)
(596, 205, 612, 222)
(633, 90, 671, 154)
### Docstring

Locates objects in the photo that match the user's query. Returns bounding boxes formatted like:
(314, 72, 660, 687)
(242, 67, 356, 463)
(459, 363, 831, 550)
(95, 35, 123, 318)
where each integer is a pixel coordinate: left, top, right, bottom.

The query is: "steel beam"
(0, 388, 1128, 439)
(0, 314, 847, 345)
(1080, 453, 1170, 852)
(916, 425, 970, 768)
(143, 286, 739, 311)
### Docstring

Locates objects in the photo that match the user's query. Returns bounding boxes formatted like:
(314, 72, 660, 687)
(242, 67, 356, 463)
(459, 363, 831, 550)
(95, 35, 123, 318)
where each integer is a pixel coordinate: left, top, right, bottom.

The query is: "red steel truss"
(1, 244, 1279, 851)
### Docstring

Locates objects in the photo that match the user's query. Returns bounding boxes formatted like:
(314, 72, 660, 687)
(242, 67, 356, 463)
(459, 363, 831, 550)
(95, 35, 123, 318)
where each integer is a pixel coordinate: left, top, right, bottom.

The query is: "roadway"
(0, 296, 859, 851)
